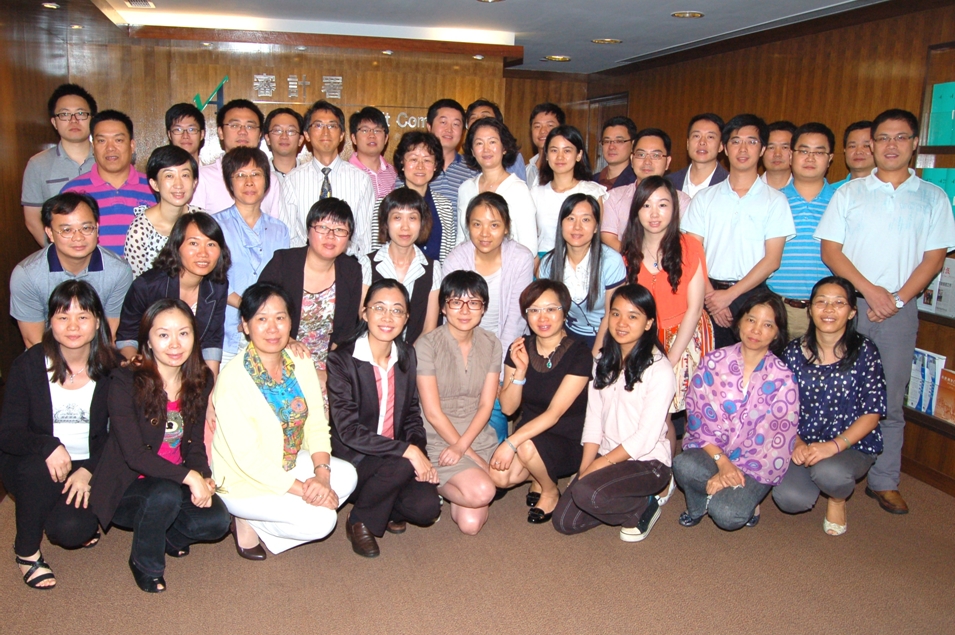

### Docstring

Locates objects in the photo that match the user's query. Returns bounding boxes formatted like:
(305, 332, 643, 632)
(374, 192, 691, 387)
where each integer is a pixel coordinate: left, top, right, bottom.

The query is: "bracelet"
(831, 440, 842, 453)
(313, 463, 331, 473)
(511, 377, 527, 386)
(839, 435, 851, 449)
(504, 439, 518, 453)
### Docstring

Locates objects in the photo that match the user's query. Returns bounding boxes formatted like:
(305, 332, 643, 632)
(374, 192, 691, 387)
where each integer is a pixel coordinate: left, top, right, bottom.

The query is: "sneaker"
(656, 475, 676, 506)
(620, 498, 661, 542)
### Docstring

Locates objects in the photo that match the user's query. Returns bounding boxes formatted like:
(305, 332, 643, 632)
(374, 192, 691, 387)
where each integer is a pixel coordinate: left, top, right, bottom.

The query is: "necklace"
(67, 367, 87, 384)
(539, 332, 566, 369)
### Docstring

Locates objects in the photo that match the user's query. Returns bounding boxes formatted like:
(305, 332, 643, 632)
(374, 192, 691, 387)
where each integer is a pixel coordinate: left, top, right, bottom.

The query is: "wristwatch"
(711, 453, 723, 462)
(892, 292, 904, 309)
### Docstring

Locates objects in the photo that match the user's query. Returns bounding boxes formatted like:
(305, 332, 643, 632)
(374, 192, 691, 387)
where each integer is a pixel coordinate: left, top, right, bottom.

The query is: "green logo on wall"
(194, 76, 229, 111)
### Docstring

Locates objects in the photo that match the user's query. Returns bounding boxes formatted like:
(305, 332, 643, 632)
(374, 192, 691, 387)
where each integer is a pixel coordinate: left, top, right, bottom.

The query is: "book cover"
(907, 348, 947, 414)
(933, 369, 955, 425)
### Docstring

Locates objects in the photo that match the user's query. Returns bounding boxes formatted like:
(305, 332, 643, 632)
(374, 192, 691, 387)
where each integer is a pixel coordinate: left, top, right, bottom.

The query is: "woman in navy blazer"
(116, 211, 230, 375)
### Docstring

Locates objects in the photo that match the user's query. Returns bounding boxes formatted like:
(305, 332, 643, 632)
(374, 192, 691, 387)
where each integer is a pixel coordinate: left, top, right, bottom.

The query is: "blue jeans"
(673, 448, 770, 531)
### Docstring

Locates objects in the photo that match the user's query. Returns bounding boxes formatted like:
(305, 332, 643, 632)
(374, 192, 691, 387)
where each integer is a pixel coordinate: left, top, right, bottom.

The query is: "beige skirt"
(662, 311, 714, 413)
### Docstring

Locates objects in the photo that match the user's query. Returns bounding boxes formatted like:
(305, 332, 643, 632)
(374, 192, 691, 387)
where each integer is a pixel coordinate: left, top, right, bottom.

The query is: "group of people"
(4, 82, 954, 594)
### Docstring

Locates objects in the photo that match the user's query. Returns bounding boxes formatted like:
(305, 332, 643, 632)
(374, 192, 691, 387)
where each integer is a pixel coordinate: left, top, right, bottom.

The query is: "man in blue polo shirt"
(768, 122, 837, 338)
(10, 192, 132, 348)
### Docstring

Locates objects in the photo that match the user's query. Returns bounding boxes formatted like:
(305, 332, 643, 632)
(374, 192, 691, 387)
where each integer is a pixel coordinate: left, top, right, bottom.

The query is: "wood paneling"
(503, 75, 589, 161)
(589, 5, 955, 181)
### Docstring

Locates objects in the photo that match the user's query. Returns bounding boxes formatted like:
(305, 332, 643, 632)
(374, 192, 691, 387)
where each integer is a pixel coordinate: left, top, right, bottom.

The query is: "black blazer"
(667, 162, 729, 193)
(115, 268, 228, 361)
(258, 247, 363, 346)
(90, 366, 212, 528)
(326, 341, 428, 466)
(0, 344, 112, 469)
(367, 250, 434, 345)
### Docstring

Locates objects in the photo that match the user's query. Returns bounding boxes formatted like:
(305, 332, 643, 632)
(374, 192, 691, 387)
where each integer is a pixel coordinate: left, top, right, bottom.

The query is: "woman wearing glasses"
(490, 279, 593, 524)
(415, 271, 502, 535)
(392, 131, 455, 263)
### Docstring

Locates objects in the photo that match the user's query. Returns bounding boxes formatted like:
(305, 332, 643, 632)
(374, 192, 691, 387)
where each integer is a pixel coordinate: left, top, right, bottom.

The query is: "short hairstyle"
(871, 109, 919, 138)
(153, 212, 231, 285)
(165, 102, 205, 132)
(304, 100, 345, 130)
(767, 120, 797, 137)
(791, 122, 835, 153)
(91, 109, 134, 138)
(529, 102, 566, 127)
(221, 147, 272, 199)
(426, 98, 466, 126)
(842, 120, 873, 148)
(349, 106, 389, 136)
(465, 191, 511, 235)
(463, 118, 520, 170)
(146, 145, 199, 184)
(264, 107, 305, 133)
(732, 289, 789, 356)
(306, 197, 355, 236)
(216, 99, 264, 130)
(633, 128, 672, 155)
(41, 192, 99, 228)
(722, 113, 769, 147)
(239, 281, 294, 324)
(539, 125, 592, 185)
(466, 99, 504, 125)
(48, 84, 97, 119)
(43, 279, 116, 384)
(393, 131, 445, 180)
(686, 113, 725, 138)
(600, 115, 638, 141)
(439, 270, 489, 307)
(377, 187, 433, 246)
(519, 277, 572, 316)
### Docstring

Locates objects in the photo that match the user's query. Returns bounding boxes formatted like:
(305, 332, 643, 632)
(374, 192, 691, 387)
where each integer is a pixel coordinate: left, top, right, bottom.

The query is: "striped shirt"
(768, 181, 835, 300)
(348, 154, 398, 200)
(62, 164, 156, 257)
(429, 153, 477, 211)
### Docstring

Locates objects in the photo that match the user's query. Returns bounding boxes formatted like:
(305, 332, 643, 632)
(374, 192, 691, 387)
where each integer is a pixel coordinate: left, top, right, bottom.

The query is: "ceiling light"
(476, 0, 505, 3)
(544, 55, 571, 62)
(69, 24, 83, 29)
(124, 0, 156, 7)
(382, 50, 393, 55)
(201, 42, 211, 46)
(591, 38, 622, 44)
(41, 3, 60, 9)
(296, 46, 307, 51)
(473, 54, 485, 60)
(671, 11, 704, 18)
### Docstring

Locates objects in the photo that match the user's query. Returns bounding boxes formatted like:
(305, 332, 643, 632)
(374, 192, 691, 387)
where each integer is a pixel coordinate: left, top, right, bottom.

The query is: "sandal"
(164, 540, 190, 558)
(823, 516, 847, 536)
(128, 557, 165, 593)
(83, 532, 101, 549)
(16, 553, 56, 590)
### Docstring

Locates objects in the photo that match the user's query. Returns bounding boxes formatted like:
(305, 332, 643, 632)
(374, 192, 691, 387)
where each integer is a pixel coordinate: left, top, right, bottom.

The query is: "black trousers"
(708, 280, 771, 348)
(348, 455, 440, 537)
(0, 454, 99, 556)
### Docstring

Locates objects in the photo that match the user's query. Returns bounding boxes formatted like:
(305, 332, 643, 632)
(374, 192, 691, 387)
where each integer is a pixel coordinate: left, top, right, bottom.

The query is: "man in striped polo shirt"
(768, 122, 837, 338)
(62, 110, 155, 258)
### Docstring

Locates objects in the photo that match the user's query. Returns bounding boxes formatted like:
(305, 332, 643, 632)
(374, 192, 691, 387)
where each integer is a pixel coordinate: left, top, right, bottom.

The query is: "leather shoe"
(385, 520, 407, 534)
(527, 506, 553, 524)
(678, 510, 704, 527)
(230, 518, 267, 561)
(525, 491, 541, 508)
(865, 487, 909, 515)
(346, 521, 380, 558)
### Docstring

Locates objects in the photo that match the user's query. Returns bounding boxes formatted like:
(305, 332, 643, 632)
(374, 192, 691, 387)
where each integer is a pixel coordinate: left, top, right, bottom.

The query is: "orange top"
(634, 235, 707, 333)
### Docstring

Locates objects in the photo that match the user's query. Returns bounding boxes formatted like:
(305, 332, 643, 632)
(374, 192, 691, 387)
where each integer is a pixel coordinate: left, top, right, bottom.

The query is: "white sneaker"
(620, 499, 661, 542)
(656, 475, 676, 506)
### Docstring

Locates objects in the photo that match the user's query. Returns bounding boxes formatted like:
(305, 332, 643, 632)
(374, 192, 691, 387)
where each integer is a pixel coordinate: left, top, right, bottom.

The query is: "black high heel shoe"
(230, 517, 267, 561)
(128, 557, 165, 593)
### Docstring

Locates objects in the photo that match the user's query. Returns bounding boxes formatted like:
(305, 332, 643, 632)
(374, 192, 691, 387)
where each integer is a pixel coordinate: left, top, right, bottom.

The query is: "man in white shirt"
(282, 100, 375, 255)
(760, 120, 795, 190)
(524, 103, 565, 189)
(816, 109, 955, 515)
(683, 114, 795, 347)
(666, 113, 729, 198)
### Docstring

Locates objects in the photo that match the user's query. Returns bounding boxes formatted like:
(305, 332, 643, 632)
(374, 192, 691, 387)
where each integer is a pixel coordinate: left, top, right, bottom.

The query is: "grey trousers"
(855, 299, 918, 490)
(772, 449, 876, 513)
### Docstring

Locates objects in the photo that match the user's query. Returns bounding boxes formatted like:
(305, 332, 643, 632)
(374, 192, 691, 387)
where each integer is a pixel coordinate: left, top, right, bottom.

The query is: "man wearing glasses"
(348, 106, 398, 199)
(165, 102, 206, 164)
(22, 84, 98, 246)
(10, 192, 132, 347)
(282, 100, 375, 255)
(832, 120, 875, 189)
(817, 109, 955, 515)
(767, 122, 837, 338)
(593, 116, 638, 190)
(667, 113, 729, 199)
(264, 107, 306, 182)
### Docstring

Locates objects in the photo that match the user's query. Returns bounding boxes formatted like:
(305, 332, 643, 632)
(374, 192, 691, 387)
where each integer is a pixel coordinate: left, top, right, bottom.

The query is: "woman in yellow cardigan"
(211, 282, 357, 559)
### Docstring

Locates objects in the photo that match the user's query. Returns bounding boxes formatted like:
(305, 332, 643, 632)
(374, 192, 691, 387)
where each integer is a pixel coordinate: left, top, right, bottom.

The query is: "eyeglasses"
(309, 122, 341, 132)
(633, 151, 667, 161)
(310, 224, 350, 238)
(446, 298, 485, 310)
(405, 156, 436, 167)
(794, 149, 831, 158)
(526, 306, 563, 316)
(873, 133, 915, 144)
(231, 170, 266, 181)
(52, 224, 97, 238)
(54, 111, 91, 122)
(601, 138, 632, 147)
(812, 298, 850, 309)
(368, 304, 407, 318)
(225, 122, 260, 132)
(356, 127, 385, 136)
(170, 126, 201, 136)
(727, 138, 761, 147)
(268, 127, 301, 137)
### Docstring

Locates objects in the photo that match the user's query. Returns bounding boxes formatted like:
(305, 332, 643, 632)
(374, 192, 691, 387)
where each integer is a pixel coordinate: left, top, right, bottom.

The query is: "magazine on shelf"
(933, 369, 955, 425)
(906, 348, 947, 415)
(918, 258, 955, 317)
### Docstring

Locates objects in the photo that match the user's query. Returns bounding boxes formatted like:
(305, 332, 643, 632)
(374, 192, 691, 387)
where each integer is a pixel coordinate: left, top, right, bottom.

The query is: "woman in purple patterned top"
(674, 290, 799, 531)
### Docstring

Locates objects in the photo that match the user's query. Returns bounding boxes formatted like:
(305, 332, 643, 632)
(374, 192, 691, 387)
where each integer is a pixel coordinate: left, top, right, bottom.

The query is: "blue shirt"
(215, 205, 290, 356)
(538, 245, 626, 339)
(768, 180, 835, 300)
(429, 154, 477, 211)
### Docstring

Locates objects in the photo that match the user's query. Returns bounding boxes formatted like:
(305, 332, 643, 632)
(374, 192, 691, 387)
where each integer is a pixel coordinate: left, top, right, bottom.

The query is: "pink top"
(192, 156, 284, 218)
(602, 182, 692, 241)
(348, 154, 398, 200)
(373, 365, 397, 439)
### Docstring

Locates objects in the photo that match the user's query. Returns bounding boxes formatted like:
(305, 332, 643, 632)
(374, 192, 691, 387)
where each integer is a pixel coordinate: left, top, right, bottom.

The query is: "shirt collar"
(718, 173, 766, 200)
(314, 154, 343, 171)
(89, 162, 142, 188)
(866, 168, 918, 192)
(563, 250, 591, 276)
(47, 244, 103, 273)
(352, 334, 398, 372)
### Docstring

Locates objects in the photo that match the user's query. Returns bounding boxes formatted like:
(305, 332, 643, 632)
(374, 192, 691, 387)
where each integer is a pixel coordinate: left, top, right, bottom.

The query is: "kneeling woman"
(91, 299, 230, 593)
(772, 277, 884, 536)
(211, 283, 357, 558)
(0, 280, 117, 589)
(674, 291, 798, 531)
(553, 284, 675, 542)
(491, 279, 592, 524)
(326, 279, 441, 558)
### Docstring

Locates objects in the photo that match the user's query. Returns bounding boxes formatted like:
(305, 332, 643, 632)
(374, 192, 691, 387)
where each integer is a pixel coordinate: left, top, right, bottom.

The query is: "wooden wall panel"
(503, 75, 589, 159)
(589, 5, 955, 181)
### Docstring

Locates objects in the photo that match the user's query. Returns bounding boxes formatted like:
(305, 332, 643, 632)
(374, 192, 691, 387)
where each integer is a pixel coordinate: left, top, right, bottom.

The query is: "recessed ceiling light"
(41, 3, 60, 9)
(201, 42, 211, 46)
(476, 0, 505, 3)
(473, 54, 485, 60)
(671, 10, 704, 18)
(124, 0, 156, 7)
(591, 38, 622, 44)
(382, 50, 393, 55)
(544, 55, 571, 62)
(69, 24, 83, 29)
(296, 46, 307, 51)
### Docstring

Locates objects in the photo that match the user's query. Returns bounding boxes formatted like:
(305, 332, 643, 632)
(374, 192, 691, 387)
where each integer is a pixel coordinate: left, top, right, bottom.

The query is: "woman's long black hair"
(543, 193, 604, 310)
(801, 275, 864, 371)
(340, 278, 413, 372)
(42, 279, 118, 383)
(621, 175, 683, 293)
(594, 284, 663, 391)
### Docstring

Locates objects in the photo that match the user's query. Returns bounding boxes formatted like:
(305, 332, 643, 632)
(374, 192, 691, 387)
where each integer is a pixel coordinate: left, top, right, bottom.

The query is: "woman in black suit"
(116, 211, 231, 375)
(326, 278, 440, 558)
(0, 280, 118, 589)
(91, 298, 230, 593)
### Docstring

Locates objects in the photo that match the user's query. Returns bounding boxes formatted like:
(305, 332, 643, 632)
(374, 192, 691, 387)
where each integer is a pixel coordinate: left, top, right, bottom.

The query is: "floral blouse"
(299, 283, 336, 371)
(244, 343, 309, 471)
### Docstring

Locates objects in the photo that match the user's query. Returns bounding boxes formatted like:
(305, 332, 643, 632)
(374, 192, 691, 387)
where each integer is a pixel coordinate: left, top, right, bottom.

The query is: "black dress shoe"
(385, 520, 407, 534)
(230, 517, 267, 561)
(128, 557, 165, 593)
(346, 521, 380, 558)
(525, 491, 541, 508)
(527, 506, 553, 524)
(678, 510, 704, 527)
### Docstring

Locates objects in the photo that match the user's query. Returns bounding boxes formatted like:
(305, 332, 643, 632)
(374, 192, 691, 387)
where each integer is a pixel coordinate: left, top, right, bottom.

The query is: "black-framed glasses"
(54, 111, 91, 122)
(310, 224, 350, 238)
(446, 298, 485, 310)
